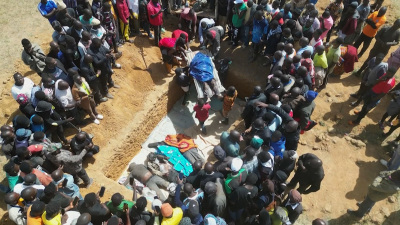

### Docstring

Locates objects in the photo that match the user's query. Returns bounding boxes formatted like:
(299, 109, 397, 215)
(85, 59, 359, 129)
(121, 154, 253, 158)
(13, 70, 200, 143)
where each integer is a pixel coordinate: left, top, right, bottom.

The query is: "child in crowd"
(193, 99, 211, 134)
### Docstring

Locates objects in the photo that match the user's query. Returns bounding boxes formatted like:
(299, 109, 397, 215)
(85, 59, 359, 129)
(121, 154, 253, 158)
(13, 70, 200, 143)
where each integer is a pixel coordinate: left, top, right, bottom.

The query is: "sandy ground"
(0, 0, 400, 224)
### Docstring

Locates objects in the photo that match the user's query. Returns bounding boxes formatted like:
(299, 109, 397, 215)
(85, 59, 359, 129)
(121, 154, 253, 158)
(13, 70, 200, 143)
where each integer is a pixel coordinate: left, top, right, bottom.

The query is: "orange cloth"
(27, 205, 44, 225)
(223, 90, 238, 112)
(21, 169, 53, 186)
(164, 134, 198, 153)
(362, 11, 386, 37)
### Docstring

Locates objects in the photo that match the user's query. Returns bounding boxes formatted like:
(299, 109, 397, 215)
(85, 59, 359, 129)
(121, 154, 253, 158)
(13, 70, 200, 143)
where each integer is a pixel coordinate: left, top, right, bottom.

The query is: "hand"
(176, 175, 183, 185)
(255, 101, 268, 108)
(61, 214, 69, 224)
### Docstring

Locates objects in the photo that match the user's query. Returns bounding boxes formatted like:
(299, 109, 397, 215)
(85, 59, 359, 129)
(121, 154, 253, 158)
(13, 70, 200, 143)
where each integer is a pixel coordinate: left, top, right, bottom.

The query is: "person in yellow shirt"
(353, 6, 387, 57)
(160, 203, 183, 225)
(27, 201, 45, 225)
(42, 201, 62, 225)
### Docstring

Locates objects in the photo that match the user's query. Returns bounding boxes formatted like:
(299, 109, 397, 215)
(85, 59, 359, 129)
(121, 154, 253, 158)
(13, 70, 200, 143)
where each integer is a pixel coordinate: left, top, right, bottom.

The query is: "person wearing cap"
(219, 130, 241, 157)
(354, 6, 387, 58)
(89, 18, 109, 48)
(11, 72, 35, 102)
(224, 157, 247, 194)
(160, 203, 183, 225)
(337, 1, 359, 44)
(287, 153, 324, 194)
(349, 67, 397, 125)
(38, 0, 58, 24)
(282, 189, 303, 224)
(356, 19, 400, 76)
(347, 170, 400, 218)
(55, 1, 76, 27)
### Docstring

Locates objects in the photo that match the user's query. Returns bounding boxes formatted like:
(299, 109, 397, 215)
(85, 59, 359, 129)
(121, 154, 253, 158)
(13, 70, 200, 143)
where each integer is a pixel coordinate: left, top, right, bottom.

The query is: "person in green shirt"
(231, 0, 247, 46)
(313, 45, 329, 89)
(3, 161, 23, 191)
(106, 193, 135, 218)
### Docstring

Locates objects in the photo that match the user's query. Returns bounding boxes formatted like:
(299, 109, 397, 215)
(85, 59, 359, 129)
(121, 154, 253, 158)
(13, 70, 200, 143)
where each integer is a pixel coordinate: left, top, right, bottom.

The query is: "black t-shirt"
(175, 74, 190, 87)
(78, 201, 111, 225)
(230, 185, 258, 210)
(130, 206, 153, 225)
(218, 0, 229, 16)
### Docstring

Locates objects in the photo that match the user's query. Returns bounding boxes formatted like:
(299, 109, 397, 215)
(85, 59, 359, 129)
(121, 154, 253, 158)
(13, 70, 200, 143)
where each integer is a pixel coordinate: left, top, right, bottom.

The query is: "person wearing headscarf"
(282, 189, 303, 224)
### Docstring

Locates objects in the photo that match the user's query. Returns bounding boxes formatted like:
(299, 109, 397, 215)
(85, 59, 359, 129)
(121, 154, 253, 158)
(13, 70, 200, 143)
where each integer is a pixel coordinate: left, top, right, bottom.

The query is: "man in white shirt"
(11, 72, 35, 101)
(198, 18, 215, 45)
(55, 79, 77, 118)
(13, 173, 45, 195)
(5, 192, 26, 225)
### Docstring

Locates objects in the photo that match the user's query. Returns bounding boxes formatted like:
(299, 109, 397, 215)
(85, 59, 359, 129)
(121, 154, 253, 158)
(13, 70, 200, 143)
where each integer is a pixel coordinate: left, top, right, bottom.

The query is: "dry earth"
(0, 0, 400, 225)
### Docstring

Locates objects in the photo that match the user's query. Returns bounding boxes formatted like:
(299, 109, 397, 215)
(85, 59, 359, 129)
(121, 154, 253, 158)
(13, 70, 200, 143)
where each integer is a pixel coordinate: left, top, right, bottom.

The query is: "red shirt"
(147, 1, 163, 26)
(172, 29, 188, 43)
(116, 0, 130, 23)
(193, 103, 211, 122)
(159, 38, 177, 48)
(372, 76, 395, 94)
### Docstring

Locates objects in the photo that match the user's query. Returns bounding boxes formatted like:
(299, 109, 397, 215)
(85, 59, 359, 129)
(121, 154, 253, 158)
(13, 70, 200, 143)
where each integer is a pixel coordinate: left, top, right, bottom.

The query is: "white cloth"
(11, 78, 35, 101)
(55, 79, 76, 109)
(13, 183, 45, 194)
(126, 0, 139, 15)
(7, 205, 26, 225)
(63, 211, 81, 225)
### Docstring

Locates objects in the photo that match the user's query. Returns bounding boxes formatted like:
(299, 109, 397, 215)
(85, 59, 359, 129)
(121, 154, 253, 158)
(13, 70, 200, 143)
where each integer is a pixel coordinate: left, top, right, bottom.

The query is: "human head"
(91, 38, 102, 49)
(4, 192, 20, 205)
(1, 130, 15, 142)
(111, 193, 123, 207)
(378, 6, 387, 17)
(305, 18, 314, 28)
(45, 57, 57, 69)
(247, 0, 253, 7)
(73, 75, 82, 85)
(262, 112, 275, 124)
(21, 38, 32, 52)
(77, 213, 92, 225)
(312, 218, 327, 225)
(20, 161, 33, 174)
(254, 86, 262, 95)
(316, 45, 325, 55)
(288, 189, 302, 203)
(84, 54, 93, 64)
(82, 9, 93, 20)
(272, 0, 279, 9)
(161, 203, 173, 218)
(293, 31, 302, 41)
(3, 161, 19, 176)
(229, 130, 241, 143)
(302, 50, 312, 59)
(322, 10, 330, 19)
(255, 10, 263, 21)
(24, 173, 37, 185)
(51, 169, 64, 182)
(285, 120, 299, 133)
(204, 162, 214, 174)
(57, 80, 69, 91)
(51, 21, 63, 32)
(294, 78, 304, 88)
(204, 181, 217, 195)
(313, 29, 323, 40)
(269, 93, 279, 105)
(297, 66, 308, 77)
(84, 193, 98, 207)
(187, 200, 200, 218)
(197, 99, 205, 107)
(282, 28, 291, 38)
(271, 130, 282, 142)
(291, 87, 301, 97)
(21, 187, 37, 202)
(13, 72, 24, 86)
(135, 196, 147, 211)
(183, 183, 194, 196)
(284, 44, 293, 54)
(81, 31, 91, 42)
(310, 9, 318, 18)
(73, 20, 83, 30)
(277, 43, 285, 51)
(193, 160, 203, 171)
(244, 146, 256, 160)
(274, 51, 283, 61)
(49, 41, 60, 53)
(299, 37, 309, 48)
(348, 2, 358, 13)
(227, 86, 236, 97)
(45, 201, 61, 220)
(30, 201, 46, 217)
(246, 172, 258, 185)
(333, 37, 344, 48)
(270, 77, 281, 88)
(270, 20, 279, 29)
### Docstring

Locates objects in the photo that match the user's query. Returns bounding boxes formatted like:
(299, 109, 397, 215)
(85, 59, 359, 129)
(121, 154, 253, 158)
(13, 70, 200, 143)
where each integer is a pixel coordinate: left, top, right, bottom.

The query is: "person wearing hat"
(160, 203, 183, 225)
(287, 153, 324, 194)
(219, 130, 241, 157)
(224, 158, 247, 194)
(55, 1, 76, 27)
(348, 170, 400, 218)
(282, 189, 303, 224)
(297, 90, 318, 132)
(11, 72, 35, 102)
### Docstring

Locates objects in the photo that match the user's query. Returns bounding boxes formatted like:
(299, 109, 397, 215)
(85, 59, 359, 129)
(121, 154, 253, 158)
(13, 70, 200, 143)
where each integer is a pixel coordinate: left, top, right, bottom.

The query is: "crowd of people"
(2, 0, 400, 224)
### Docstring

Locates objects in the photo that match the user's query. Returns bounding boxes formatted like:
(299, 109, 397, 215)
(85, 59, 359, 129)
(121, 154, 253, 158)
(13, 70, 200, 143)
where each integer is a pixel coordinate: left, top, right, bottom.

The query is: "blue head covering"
(305, 91, 318, 102)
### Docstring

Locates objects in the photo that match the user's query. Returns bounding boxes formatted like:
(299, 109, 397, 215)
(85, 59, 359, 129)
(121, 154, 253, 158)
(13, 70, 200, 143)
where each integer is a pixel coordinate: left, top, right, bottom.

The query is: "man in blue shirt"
(250, 10, 268, 62)
(38, 0, 58, 24)
(198, 18, 215, 45)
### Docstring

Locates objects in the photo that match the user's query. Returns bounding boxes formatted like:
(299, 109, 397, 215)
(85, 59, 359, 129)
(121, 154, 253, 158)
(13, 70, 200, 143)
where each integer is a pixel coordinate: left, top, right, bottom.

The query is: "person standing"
(347, 170, 400, 218)
(38, 0, 58, 24)
(242, 0, 257, 48)
(179, 8, 197, 41)
(147, 0, 164, 46)
(337, 2, 359, 44)
(349, 67, 397, 125)
(230, 0, 247, 47)
(319, 11, 333, 41)
(116, 0, 133, 43)
(353, 6, 387, 58)
(356, 19, 400, 76)
(353, 0, 371, 42)
(221, 86, 237, 125)
(193, 99, 211, 134)
(325, 0, 344, 43)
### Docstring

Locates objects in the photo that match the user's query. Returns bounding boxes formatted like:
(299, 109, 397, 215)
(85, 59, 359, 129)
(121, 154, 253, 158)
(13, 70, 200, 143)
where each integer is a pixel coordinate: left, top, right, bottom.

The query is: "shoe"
(306, 120, 317, 131)
(350, 101, 359, 107)
(221, 118, 229, 125)
(149, 33, 154, 39)
(93, 119, 100, 125)
(380, 159, 388, 168)
(202, 127, 207, 135)
(353, 109, 360, 115)
(348, 120, 359, 126)
(115, 52, 122, 59)
(99, 97, 108, 103)
(85, 178, 93, 188)
(110, 84, 121, 89)
(350, 93, 359, 99)
(127, 39, 134, 43)
(113, 63, 122, 69)
(347, 209, 362, 219)
(96, 114, 104, 120)
(161, 28, 166, 33)
(378, 121, 385, 130)
(106, 93, 114, 99)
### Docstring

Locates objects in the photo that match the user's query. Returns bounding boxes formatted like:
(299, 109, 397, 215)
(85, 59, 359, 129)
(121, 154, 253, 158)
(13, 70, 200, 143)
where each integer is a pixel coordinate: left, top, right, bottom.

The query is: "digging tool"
(67, 122, 82, 133)
(139, 46, 152, 73)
